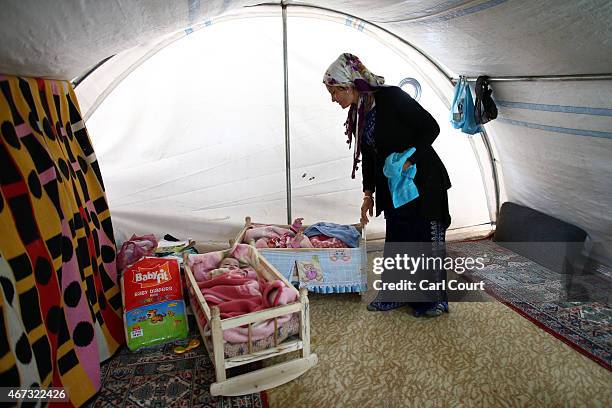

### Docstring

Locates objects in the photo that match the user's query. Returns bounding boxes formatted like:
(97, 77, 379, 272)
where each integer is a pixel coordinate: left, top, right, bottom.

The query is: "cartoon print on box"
(147, 309, 165, 324)
(125, 301, 187, 349)
(121, 257, 188, 350)
(330, 249, 352, 262)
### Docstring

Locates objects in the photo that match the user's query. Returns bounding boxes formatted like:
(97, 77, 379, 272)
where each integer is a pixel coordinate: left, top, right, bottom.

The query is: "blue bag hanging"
(461, 80, 482, 134)
(449, 76, 482, 135)
(449, 77, 467, 129)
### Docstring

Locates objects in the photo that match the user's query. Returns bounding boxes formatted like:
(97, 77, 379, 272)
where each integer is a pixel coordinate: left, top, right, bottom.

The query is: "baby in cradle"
(219, 257, 240, 270)
(207, 256, 258, 280)
(196, 255, 298, 322)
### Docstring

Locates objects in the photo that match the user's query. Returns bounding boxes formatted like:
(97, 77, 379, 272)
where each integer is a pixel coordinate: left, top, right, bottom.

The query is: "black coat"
(361, 86, 451, 225)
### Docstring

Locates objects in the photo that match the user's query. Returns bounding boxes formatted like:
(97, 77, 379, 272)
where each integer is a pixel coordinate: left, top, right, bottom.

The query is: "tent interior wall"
(1, 0, 610, 264)
(0, 0, 612, 259)
(74, 5, 496, 248)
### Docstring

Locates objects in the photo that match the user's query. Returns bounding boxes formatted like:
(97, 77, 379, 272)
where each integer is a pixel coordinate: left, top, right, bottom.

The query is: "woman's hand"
(361, 196, 374, 225)
(402, 159, 413, 171)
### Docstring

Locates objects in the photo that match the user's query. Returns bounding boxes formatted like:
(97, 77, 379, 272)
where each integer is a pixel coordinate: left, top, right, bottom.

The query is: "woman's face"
(326, 85, 356, 109)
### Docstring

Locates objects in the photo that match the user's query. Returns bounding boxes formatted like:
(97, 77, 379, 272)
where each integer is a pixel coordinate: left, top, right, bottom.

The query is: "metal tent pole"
(282, 1, 292, 225)
(452, 73, 612, 84)
(479, 129, 501, 221)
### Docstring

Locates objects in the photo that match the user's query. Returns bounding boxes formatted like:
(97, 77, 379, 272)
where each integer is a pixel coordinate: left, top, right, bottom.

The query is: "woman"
(323, 53, 451, 317)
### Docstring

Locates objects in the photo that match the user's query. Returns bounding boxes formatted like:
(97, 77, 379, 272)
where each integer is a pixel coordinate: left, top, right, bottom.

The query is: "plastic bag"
(475, 75, 498, 124)
(117, 234, 158, 272)
(450, 76, 482, 135)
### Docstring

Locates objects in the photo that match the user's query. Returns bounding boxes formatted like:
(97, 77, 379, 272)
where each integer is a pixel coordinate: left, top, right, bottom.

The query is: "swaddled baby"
(191, 249, 299, 342)
(204, 256, 258, 280)
(197, 257, 298, 321)
(203, 257, 295, 306)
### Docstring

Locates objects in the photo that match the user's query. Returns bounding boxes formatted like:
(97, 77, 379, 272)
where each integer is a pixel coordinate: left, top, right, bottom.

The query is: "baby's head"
(219, 257, 240, 270)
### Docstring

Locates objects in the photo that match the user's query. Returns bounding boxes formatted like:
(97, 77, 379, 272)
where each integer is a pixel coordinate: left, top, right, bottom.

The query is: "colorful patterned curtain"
(0, 75, 124, 406)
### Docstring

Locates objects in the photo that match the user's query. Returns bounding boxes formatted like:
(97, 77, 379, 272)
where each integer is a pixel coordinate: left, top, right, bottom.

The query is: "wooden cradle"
(184, 248, 317, 396)
(232, 216, 368, 293)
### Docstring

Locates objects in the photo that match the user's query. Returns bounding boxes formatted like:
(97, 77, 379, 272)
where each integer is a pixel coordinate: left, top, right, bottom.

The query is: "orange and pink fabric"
(0, 75, 124, 406)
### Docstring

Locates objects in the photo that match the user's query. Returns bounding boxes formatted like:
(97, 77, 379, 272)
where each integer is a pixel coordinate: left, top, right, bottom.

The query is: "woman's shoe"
(367, 300, 406, 312)
(412, 301, 449, 317)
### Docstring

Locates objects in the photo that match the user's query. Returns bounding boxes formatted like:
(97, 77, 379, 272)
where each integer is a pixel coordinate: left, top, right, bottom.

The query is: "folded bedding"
(244, 225, 314, 248)
(304, 222, 361, 248)
(309, 234, 349, 248)
(243, 219, 361, 249)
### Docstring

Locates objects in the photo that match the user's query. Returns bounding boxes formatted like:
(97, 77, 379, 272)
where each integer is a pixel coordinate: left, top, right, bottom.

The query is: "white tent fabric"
(1, 0, 610, 262)
(82, 11, 492, 244)
(487, 79, 612, 260)
(2, 1, 611, 79)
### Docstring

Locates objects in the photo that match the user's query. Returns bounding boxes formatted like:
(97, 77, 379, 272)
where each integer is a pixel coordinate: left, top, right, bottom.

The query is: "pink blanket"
(244, 225, 314, 248)
(188, 244, 298, 343)
(198, 275, 296, 316)
(117, 234, 158, 272)
(189, 244, 256, 281)
(309, 234, 349, 248)
(199, 275, 297, 343)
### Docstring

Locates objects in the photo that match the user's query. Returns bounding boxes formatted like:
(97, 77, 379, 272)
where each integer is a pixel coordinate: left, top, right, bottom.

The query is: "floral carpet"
(85, 318, 267, 408)
(448, 239, 611, 370)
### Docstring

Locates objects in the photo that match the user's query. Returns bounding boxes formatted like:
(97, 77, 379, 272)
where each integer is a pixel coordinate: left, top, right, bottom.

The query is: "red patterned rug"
(85, 329, 268, 408)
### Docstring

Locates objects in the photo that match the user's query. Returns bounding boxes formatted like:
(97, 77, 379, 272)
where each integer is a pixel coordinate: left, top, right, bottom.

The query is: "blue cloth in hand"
(383, 148, 419, 208)
(303, 222, 361, 248)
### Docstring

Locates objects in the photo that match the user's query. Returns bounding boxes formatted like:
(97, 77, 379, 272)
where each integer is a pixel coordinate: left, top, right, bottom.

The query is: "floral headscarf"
(323, 53, 385, 178)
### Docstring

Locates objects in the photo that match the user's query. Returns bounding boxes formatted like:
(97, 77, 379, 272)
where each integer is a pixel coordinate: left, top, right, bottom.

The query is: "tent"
(0, 0, 610, 405)
(2, 0, 610, 256)
(3, 0, 610, 256)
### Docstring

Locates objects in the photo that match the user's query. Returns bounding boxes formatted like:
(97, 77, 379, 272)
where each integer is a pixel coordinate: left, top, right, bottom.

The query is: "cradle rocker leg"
(299, 288, 311, 358)
(210, 307, 226, 382)
(210, 354, 318, 396)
